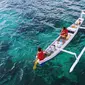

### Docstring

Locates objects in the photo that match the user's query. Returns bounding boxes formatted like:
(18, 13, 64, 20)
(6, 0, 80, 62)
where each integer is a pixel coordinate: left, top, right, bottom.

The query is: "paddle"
(33, 59, 38, 70)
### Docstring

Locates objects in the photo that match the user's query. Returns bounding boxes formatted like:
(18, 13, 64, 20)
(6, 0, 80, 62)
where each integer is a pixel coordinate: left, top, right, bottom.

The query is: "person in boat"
(33, 47, 46, 70)
(57, 27, 68, 44)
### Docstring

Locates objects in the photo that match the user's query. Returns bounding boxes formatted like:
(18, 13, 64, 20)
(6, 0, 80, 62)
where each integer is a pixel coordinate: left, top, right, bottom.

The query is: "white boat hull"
(37, 17, 84, 65)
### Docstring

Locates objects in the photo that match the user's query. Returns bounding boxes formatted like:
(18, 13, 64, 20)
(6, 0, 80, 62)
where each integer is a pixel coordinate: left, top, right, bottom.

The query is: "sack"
(66, 34, 71, 40)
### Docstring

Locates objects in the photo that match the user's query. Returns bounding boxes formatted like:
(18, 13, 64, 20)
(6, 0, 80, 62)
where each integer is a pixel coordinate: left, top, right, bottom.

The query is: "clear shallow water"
(0, 0, 85, 85)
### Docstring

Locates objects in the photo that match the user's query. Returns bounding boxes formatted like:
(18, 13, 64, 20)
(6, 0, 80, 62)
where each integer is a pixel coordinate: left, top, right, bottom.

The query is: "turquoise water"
(0, 0, 85, 85)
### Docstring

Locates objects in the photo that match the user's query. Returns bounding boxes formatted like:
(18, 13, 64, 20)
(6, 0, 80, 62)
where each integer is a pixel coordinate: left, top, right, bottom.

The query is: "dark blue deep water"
(0, 0, 85, 85)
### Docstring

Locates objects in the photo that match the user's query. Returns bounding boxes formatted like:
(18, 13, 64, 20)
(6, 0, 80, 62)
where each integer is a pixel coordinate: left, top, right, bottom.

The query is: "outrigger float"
(36, 10, 85, 73)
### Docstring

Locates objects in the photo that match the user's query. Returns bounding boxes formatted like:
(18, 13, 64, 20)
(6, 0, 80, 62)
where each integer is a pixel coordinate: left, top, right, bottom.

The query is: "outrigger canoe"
(36, 11, 85, 66)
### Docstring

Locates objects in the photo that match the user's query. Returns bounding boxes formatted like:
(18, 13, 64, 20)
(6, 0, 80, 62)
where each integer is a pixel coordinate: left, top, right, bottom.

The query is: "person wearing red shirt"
(33, 47, 46, 70)
(60, 27, 68, 38)
(58, 27, 68, 44)
(37, 47, 45, 61)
